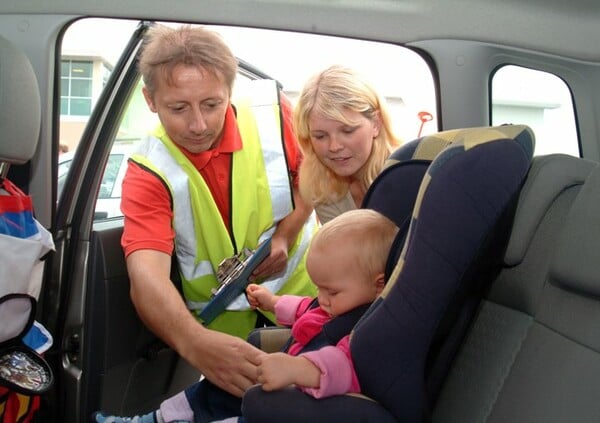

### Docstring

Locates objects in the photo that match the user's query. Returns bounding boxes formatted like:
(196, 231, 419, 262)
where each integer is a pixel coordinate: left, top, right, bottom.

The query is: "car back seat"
(433, 153, 600, 422)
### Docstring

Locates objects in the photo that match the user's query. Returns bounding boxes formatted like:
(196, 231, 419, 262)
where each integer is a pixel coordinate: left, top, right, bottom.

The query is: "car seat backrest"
(351, 125, 534, 422)
(550, 166, 600, 296)
(490, 154, 595, 315)
(0, 35, 40, 172)
(433, 154, 600, 422)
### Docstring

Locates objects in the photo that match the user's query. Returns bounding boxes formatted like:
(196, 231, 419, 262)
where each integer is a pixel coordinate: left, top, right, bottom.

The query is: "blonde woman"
(295, 65, 401, 224)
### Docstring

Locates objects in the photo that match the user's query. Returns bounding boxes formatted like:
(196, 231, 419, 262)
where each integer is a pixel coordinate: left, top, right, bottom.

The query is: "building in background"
(59, 55, 112, 151)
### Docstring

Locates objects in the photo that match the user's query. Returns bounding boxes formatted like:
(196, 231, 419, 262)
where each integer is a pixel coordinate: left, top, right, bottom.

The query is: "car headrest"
(550, 162, 600, 296)
(0, 36, 40, 165)
(351, 124, 534, 422)
(504, 154, 595, 266)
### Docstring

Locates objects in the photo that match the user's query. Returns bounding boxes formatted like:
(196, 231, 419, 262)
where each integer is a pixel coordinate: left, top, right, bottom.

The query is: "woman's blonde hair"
(138, 24, 238, 96)
(295, 65, 401, 205)
(311, 209, 398, 278)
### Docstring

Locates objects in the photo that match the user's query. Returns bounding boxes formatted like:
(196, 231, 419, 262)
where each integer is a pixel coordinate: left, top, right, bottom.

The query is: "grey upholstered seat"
(434, 154, 600, 422)
(0, 35, 41, 170)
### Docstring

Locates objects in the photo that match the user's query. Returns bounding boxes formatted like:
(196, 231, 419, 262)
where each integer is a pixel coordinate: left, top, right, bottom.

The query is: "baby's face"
(306, 243, 379, 317)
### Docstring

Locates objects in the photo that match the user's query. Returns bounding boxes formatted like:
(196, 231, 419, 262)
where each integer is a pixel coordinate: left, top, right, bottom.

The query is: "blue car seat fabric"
(363, 136, 453, 279)
(351, 125, 534, 422)
(242, 125, 534, 423)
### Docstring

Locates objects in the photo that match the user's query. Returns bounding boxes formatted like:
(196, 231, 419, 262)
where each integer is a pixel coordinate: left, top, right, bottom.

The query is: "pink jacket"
(274, 295, 361, 398)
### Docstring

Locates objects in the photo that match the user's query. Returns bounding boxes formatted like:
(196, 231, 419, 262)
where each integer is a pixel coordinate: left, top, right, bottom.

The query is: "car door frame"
(42, 19, 202, 423)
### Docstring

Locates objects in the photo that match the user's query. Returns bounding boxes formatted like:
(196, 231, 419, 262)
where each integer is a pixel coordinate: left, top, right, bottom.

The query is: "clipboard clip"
(199, 237, 272, 325)
(212, 247, 255, 297)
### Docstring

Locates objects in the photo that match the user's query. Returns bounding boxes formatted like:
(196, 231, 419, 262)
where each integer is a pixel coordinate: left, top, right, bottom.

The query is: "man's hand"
(127, 249, 267, 398)
(188, 329, 267, 397)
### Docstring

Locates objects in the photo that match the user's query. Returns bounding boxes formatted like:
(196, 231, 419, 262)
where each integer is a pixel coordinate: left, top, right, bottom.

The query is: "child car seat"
(242, 125, 534, 422)
(245, 132, 452, 354)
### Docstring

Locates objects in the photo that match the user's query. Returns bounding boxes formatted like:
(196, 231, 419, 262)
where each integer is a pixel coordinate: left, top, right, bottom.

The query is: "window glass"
(60, 59, 94, 116)
(57, 152, 73, 197)
(98, 154, 125, 199)
(70, 60, 92, 78)
(491, 65, 579, 156)
(70, 98, 92, 116)
(60, 18, 437, 220)
(71, 79, 92, 97)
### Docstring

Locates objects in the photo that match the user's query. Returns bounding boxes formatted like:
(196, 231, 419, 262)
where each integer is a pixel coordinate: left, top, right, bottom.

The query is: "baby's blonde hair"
(311, 209, 399, 278)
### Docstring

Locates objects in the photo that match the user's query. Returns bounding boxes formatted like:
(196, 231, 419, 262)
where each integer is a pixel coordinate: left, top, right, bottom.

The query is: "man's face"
(143, 64, 230, 153)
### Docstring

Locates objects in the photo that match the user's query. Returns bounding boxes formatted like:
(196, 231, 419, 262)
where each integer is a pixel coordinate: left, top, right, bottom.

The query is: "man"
(121, 24, 317, 398)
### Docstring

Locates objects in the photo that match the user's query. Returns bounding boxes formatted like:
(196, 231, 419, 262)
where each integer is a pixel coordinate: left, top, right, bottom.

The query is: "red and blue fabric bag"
(0, 178, 54, 422)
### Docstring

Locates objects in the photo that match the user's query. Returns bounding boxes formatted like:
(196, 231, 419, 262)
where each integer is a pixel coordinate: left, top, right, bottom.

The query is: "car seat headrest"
(504, 154, 595, 266)
(365, 125, 534, 281)
(351, 124, 534, 422)
(383, 137, 451, 169)
(550, 162, 600, 296)
(0, 36, 41, 166)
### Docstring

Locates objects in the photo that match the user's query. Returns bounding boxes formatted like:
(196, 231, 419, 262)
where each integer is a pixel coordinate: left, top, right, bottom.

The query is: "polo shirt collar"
(181, 104, 242, 169)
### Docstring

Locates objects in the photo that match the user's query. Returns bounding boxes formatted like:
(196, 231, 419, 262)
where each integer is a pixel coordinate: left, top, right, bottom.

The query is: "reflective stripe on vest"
(130, 79, 317, 337)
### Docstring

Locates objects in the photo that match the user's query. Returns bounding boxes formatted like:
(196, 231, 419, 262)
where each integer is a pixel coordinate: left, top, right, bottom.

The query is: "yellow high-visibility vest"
(130, 79, 317, 338)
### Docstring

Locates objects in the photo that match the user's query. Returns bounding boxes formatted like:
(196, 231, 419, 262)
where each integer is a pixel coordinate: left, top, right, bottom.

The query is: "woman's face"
(308, 108, 380, 178)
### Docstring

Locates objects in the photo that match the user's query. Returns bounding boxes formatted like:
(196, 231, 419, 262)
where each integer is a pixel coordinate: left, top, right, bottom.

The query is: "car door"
(44, 20, 201, 423)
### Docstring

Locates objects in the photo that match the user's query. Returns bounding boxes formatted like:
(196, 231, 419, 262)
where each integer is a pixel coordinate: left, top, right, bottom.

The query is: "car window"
(57, 152, 73, 197)
(491, 65, 579, 157)
(59, 18, 437, 221)
(98, 153, 125, 199)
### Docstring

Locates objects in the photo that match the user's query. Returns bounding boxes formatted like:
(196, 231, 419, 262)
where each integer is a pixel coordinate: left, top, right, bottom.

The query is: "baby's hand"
(246, 283, 278, 312)
(246, 283, 263, 309)
(257, 353, 321, 391)
(257, 352, 297, 391)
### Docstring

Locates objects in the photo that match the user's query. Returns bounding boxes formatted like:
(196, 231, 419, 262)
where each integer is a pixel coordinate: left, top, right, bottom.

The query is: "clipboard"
(199, 238, 272, 325)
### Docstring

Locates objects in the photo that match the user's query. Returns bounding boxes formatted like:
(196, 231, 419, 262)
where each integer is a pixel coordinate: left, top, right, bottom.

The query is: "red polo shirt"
(121, 96, 300, 257)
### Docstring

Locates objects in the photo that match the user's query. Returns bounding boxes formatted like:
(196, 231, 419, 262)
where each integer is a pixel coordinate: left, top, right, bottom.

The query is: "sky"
(62, 18, 439, 140)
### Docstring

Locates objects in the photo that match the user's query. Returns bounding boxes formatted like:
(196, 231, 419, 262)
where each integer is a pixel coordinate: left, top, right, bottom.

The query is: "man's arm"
(127, 249, 266, 397)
